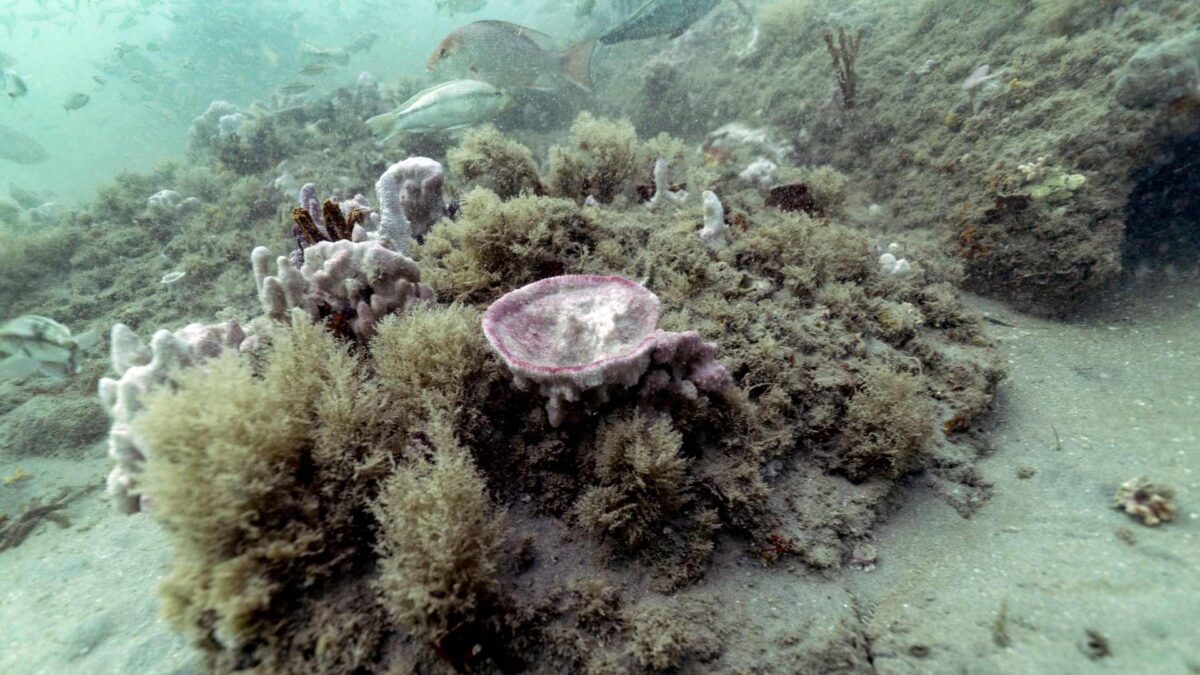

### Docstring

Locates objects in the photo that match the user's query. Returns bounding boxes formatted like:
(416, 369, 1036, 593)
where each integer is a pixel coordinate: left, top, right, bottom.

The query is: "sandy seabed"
(0, 277, 1195, 675)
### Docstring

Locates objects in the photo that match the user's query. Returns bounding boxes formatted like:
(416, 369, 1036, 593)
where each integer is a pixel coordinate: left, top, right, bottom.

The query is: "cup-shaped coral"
(483, 275, 731, 426)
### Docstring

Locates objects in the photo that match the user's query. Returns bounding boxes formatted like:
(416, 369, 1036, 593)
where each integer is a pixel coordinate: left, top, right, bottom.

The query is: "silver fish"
(279, 82, 314, 95)
(600, 0, 721, 44)
(63, 91, 90, 110)
(0, 315, 98, 381)
(365, 79, 513, 139)
(0, 123, 48, 165)
(2, 69, 27, 100)
(301, 43, 350, 65)
(346, 32, 379, 54)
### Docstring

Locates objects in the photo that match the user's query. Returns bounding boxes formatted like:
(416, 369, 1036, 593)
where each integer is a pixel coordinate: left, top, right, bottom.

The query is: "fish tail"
(561, 40, 596, 93)
(364, 111, 399, 140)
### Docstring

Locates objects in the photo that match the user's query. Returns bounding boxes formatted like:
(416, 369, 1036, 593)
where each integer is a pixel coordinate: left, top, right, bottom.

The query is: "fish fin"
(0, 354, 39, 380)
(561, 40, 596, 92)
(73, 328, 99, 350)
(364, 111, 399, 140)
(481, 20, 559, 52)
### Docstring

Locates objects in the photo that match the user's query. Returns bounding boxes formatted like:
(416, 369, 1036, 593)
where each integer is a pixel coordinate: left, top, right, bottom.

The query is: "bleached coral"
(699, 190, 729, 251)
(1114, 477, 1177, 526)
(187, 100, 240, 151)
(375, 157, 447, 252)
(99, 321, 245, 513)
(738, 157, 778, 187)
(147, 189, 200, 211)
(252, 237, 433, 342)
(879, 244, 912, 275)
(647, 157, 687, 209)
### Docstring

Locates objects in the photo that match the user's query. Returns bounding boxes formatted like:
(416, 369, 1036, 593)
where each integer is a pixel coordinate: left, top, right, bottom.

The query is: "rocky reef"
(85, 108, 1002, 672)
(598, 0, 1200, 314)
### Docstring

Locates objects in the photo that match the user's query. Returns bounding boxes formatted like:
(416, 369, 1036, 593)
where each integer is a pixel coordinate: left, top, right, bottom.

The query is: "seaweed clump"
(372, 421, 512, 670)
(417, 188, 597, 303)
(447, 125, 544, 199)
(546, 112, 643, 204)
(575, 415, 697, 550)
(135, 320, 393, 670)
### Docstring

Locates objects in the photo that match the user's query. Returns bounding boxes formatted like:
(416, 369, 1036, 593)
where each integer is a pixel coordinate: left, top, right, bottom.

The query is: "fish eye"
(440, 49, 448, 57)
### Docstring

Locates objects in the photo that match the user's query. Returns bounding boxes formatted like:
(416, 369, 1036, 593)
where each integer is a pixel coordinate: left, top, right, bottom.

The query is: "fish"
(0, 123, 49, 165)
(365, 79, 513, 139)
(428, 20, 594, 92)
(93, 74, 107, 85)
(600, 0, 721, 44)
(299, 62, 330, 76)
(279, 82, 314, 95)
(8, 183, 45, 209)
(2, 69, 27, 100)
(0, 315, 98, 381)
(62, 91, 90, 110)
(435, 0, 487, 14)
(301, 43, 350, 65)
(346, 32, 379, 54)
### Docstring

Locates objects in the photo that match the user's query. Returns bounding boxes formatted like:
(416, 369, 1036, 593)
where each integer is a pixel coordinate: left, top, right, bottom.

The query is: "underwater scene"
(0, 0, 1198, 672)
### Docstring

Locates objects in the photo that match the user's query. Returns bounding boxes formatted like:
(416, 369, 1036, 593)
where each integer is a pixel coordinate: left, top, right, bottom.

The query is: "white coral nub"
(700, 190, 729, 251)
(647, 157, 687, 209)
(375, 157, 447, 252)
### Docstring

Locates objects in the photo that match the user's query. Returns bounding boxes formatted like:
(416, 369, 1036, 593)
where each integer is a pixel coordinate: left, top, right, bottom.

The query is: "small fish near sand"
(279, 82, 314, 95)
(600, 0, 742, 44)
(365, 79, 513, 139)
(0, 123, 49, 165)
(427, 20, 595, 92)
(299, 62, 331, 77)
(0, 315, 99, 381)
(62, 91, 90, 111)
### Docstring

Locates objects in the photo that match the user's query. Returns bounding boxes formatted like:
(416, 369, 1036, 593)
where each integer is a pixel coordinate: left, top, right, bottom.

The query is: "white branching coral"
(252, 237, 433, 342)
(99, 321, 245, 513)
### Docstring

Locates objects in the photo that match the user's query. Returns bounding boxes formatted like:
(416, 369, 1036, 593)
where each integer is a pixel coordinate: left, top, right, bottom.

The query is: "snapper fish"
(600, 0, 748, 44)
(365, 79, 513, 139)
(427, 20, 594, 92)
(0, 315, 99, 381)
